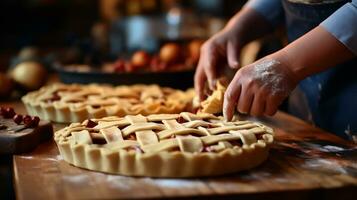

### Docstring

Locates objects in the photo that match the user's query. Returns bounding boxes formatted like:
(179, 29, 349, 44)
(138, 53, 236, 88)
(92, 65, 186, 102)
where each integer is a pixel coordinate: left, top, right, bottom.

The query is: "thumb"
(227, 41, 240, 69)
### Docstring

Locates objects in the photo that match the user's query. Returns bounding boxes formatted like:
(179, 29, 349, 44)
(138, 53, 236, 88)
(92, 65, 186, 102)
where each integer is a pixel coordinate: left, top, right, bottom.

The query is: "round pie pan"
(55, 65, 194, 90)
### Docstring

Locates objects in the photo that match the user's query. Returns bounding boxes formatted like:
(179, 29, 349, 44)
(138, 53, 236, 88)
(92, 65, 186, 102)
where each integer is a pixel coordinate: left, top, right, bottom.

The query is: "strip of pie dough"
(141, 139, 178, 153)
(94, 120, 130, 129)
(122, 123, 166, 136)
(157, 128, 207, 139)
(147, 114, 180, 121)
(177, 136, 203, 153)
(208, 123, 257, 135)
(100, 126, 124, 143)
(72, 130, 93, 145)
(162, 119, 184, 129)
(125, 115, 147, 123)
(136, 130, 159, 146)
(201, 134, 241, 145)
(231, 130, 257, 145)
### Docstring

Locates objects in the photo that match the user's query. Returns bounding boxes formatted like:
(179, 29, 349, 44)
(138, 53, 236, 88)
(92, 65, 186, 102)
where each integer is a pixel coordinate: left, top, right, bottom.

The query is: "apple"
(188, 40, 204, 62)
(159, 43, 181, 63)
(131, 51, 151, 68)
(10, 61, 47, 91)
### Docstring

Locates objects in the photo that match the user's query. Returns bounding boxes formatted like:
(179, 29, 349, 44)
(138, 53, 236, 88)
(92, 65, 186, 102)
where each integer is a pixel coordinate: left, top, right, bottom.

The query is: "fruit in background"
(10, 61, 47, 91)
(131, 51, 151, 68)
(113, 59, 126, 72)
(112, 60, 136, 73)
(0, 73, 14, 98)
(124, 62, 135, 72)
(150, 56, 168, 72)
(188, 40, 204, 63)
(159, 43, 181, 64)
(150, 56, 160, 70)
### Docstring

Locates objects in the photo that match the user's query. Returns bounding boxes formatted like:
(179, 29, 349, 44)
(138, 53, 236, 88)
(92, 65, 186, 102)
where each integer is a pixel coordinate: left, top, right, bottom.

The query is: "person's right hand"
(194, 28, 244, 101)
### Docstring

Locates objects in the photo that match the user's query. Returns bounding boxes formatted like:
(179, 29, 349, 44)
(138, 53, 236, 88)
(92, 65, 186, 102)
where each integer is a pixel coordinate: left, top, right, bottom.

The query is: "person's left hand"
(223, 56, 300, 120)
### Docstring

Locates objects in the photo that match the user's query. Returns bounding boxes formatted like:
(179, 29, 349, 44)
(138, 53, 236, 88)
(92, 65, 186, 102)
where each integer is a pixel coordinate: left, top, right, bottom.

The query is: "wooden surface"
(3, 101, 357, 199)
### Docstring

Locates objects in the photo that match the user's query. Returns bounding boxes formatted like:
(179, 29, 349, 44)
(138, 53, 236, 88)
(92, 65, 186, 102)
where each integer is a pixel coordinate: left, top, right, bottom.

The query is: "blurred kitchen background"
(0, 0, 284, 69)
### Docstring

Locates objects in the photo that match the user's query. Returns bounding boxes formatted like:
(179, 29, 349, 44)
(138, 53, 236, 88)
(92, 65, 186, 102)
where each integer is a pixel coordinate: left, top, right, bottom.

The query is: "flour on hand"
(252, 59, 292, 96)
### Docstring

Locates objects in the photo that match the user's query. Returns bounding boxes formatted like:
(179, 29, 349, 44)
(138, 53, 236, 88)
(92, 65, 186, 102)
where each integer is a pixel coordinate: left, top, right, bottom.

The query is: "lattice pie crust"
(55, 112, 274, 177)
(22, 84, 194, 123)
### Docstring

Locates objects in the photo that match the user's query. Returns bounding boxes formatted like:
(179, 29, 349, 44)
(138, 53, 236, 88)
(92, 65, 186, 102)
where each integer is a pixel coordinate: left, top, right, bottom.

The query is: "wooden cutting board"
(0, 116, 53, 154)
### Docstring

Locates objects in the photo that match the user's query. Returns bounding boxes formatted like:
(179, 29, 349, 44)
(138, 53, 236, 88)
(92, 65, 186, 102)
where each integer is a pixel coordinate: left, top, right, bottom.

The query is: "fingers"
(199, 42, 220, 90)
(236, 86, 254, 114)
(194, 42, 217, 100)
(250, 89, 267, 116)
(264, 95, 280, 116)
(227, 41, 240, 69)
(194, 65, 207, 101)
(223, 79, 241, 121)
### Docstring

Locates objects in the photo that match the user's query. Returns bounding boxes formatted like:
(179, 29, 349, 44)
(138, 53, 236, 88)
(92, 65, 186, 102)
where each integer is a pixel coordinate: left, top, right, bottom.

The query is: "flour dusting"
(105, 175, 131, 190)
(252, 59, 290, 96)
(152, 179, 199, 188)
(19, 155, 60, 162)
(62, 174, 90, 184)
(302, 158, 350, 174)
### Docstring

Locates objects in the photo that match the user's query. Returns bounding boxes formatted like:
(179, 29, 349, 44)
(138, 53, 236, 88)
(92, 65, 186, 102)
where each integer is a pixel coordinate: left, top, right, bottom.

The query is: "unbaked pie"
(55, 112, 274, 177)
(22, 83, 194, 123)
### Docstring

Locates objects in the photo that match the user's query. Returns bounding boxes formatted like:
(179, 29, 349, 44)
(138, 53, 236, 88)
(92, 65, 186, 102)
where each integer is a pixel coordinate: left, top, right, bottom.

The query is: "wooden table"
(2, 101, 357, 200)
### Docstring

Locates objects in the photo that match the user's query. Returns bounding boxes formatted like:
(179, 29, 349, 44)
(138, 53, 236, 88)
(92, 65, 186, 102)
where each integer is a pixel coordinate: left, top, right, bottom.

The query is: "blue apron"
(283, 0, 357, 140)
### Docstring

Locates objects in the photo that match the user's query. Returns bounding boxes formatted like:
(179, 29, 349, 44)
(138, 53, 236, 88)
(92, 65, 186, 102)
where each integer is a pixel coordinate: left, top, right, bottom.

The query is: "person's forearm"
(223, 7, 275, 47)
(271, 26, 355, 81)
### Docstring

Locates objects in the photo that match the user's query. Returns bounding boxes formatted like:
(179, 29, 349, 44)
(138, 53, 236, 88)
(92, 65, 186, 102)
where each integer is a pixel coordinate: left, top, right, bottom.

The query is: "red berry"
(204, 146, 212, 152)
(48, 93, 61, 102)
(177, 116, 186, 123)
(4, 107, 15, 118)
(86, 119, 97, 128)
(31, 116, 40, 127)
(23, 115, 33, 127)
(13, 114, 23, 125)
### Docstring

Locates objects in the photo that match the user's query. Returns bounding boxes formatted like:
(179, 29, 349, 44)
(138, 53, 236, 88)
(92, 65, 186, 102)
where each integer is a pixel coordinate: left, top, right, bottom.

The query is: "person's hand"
(223, 56, 300, 120)
(194, 29, 243, 101)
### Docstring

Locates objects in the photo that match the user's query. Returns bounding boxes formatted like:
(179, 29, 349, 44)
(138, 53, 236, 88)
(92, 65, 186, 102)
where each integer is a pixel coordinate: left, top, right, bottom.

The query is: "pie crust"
(199, 81, 226, 114)
(55, 112, 274, 177)
(22, 83, 194, 123)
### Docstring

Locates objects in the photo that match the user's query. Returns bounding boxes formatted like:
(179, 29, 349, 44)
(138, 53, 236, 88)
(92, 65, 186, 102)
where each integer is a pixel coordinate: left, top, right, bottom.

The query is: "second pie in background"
(22, 83, 195, 123)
